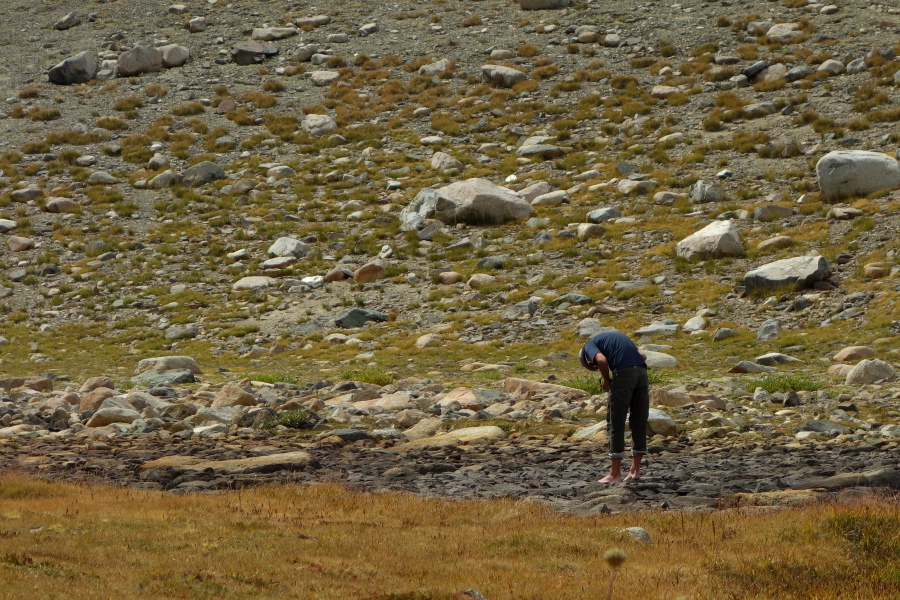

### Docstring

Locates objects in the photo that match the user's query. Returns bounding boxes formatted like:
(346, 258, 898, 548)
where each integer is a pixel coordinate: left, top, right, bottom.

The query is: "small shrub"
(172, 102, 205, 116)
(341, 367, 395, 386)
(461, 15, 482, 27)
(114, 96, 143, 112)
(564, 376, 605, 396)
(518, 44, 540, 58)
(145, 84, 167, 98)
(262, 80, 284, 93)
(28, 107, 61, 122)
(277, 409, 319, 430)
(752, 374, 821, 393)
(97, 117, 127, 130)
(18, 87, 40, 99)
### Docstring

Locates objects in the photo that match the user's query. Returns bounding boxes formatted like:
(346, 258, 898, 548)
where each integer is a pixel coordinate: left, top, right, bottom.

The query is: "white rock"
(647, 408, 677, 437)
(480, 65, 528, 87)
(267, 237, 310, 258)
(676, 220, 743, 259)
(816, 151, 900, 202)
(845, 359, 897, 385)
(302, 113, 337, 136)
(232, 276, 278, 292)
(743, 256, 831, 292)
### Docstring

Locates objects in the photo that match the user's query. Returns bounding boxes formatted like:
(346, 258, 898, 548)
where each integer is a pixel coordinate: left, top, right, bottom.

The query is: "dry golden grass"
(0, 476, 897, 600)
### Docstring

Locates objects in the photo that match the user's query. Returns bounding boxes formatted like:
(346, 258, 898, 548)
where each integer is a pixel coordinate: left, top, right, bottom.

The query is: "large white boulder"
(116, 45, 163, 76)
(481, 65, 528, 88)
(816, 151, 900, 202)
(401, 179, 534, 227)
(676, 220, 743, 259)
(267, 237, 311, 258)
(301, 113, 337, 136)
(743, 256, 831, 292)
(845, 359, 897, 385)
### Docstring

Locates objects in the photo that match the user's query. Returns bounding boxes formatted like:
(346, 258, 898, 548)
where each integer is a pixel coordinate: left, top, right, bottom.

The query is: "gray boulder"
(267, 237, 311, 258)
(481, 65, 528, 88)
(135, 356, 201, 375)
(689, 180, 725, 203)
(799, 420, 849, 436)
(587, 207, 623, 223)
(676, 220, 743, 259)
(231, 41, 278, 65)
(180, 161, 224, 186)
(756, 319, 781, 341)
(49, 52, 97, 85)
(743, 256, 831, 292)
(116, 45, 163, 76)
(816, 151, 900, 202)
(402, 180, 533, 227)
(160, 44, 190, 68)
(335, 308, 388, 328)
(635, 320, 679, 337)
(288, 44, 318, 63)
(845, 359, 898, 385)
(647, 408, 677, 436)
(301, 114, 337, 136)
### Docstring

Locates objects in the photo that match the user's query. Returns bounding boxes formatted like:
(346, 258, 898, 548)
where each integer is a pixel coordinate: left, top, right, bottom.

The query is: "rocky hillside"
(0, 0, 899, 506)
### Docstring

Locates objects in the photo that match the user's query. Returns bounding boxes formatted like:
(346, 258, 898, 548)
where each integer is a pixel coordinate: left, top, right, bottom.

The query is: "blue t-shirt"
(583, 331, 646, 373)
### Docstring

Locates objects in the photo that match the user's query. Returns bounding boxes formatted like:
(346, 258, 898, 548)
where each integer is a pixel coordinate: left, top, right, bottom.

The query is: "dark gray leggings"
(606, 366, 649, 458)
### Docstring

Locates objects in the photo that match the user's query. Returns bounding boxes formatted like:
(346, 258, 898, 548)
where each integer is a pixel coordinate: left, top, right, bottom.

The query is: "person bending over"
(579, 331, 649, 483)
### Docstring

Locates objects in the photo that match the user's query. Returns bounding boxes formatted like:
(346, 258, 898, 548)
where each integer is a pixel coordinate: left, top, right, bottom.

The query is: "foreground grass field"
(0, 476, 897, 600)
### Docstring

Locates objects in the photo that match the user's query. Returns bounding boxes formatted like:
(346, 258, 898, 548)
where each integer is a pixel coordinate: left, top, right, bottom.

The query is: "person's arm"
(592, 352, 612, 392)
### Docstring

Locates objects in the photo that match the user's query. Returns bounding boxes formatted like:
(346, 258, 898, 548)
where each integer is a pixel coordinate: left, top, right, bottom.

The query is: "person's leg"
(600, 375, 630, 483)
(624, 368, 650, 481)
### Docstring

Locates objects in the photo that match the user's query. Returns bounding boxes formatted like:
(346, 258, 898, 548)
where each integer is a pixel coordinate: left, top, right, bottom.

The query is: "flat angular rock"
(49, 52, 97, 85)
(7, 236, 33, 252)
(311, 71, 340, 86)
(267, 237, 310, 258)
(766, 23, 801, 44)
(481, 65, 527, 88)
(252, 27, 298, 41)
(635, 320, 679, 336)
(503, 377, 589, 401)
(353, 262, 386, 283)
(232, 276, 278, 292)
(288, 44, 318, 63)
(335, 308, 387, 328)
(791, 468, 900, 491)
(743, 256, 832, 292)
(211, 384, 257, 409)
(833, 346, 874, 362)
(0, 376, 53, 393)
(181, 161, 224, 186)
(756, 319, 781, 341)
(132, 369, 196, 386)
(676, 220, 743, 259)
(755, 352, 802, 366)
(728, 361, 777, 374)
(301, 113, 337, 136)
(135, 356, 201, 375)
(139, 452, 317, 475)
(643, 351, 678, 368)
(431, 151, 463, 171)
(231, 41, 278, 65)
(86, 407, 141, 428)
(587, 207, 622, 223)
(754, 204, 795, 222)
(532, 190, 569, 206)
(45, 197, 79, 213)
(757, 236, 794, 251)
(398, 425, 506, 450)
(294, 15, 331, 28)
(845, 359, 897, 385)
(0, 219, 15, 233)
(516, 144, 565, 159)
(816, 151, 900, 201)
(117, 45, 162, 76)
(419, 58, 451, 77)
(402, 179, 533, 226)
(54, 11, 80, 30)
(149, 170, 176, 189)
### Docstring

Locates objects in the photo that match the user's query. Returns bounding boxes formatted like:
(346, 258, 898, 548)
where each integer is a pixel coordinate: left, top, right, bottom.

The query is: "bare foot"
(623, 473, 641, 482)
(598, 474, 623, 483)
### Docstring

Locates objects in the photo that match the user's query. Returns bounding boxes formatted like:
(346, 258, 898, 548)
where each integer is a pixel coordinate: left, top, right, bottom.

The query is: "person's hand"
(602, 379, 611, 393)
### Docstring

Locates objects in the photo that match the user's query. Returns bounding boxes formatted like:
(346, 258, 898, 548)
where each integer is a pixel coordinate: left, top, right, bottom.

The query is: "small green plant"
(341, 367, 395, 386)
(752, 374, 821, 393)
(277, 409, 319, 430)
(564, 376, 605, 396)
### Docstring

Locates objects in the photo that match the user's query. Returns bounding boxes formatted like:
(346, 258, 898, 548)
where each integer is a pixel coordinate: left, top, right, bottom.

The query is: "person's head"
(579, 346, 598, 371)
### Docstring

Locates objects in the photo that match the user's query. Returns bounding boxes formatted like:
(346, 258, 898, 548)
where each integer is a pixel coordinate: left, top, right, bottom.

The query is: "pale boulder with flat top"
(676, 220, 743, 259)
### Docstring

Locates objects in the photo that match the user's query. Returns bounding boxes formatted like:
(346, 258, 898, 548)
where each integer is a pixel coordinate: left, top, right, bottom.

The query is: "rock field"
(1, 0, 900, 510)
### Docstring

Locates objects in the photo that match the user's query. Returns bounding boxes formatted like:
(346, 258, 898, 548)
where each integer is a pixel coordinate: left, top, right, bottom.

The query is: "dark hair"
(579, 346, 598, 371)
